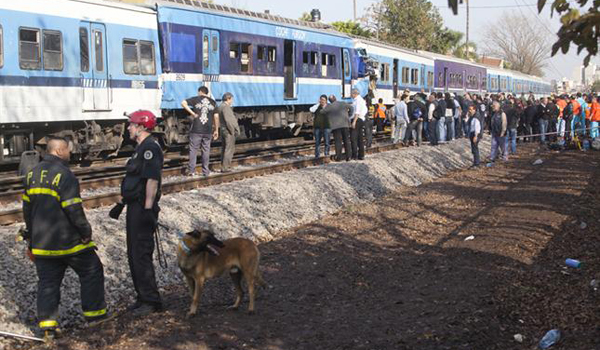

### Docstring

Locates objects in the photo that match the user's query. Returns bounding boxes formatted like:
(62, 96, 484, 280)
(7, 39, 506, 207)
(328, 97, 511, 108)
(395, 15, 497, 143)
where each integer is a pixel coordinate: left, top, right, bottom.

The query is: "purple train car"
(421, 51, 487, 95)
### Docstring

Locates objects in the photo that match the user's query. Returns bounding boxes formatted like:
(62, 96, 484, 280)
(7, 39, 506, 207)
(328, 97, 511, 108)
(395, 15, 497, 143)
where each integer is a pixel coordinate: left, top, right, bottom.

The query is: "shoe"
(220, 168, 233, 173)
(87, 312, 118, 328)
(43, 328, 62, 343)
(131, 303, 162, 317)
(127, 300, 143, 311)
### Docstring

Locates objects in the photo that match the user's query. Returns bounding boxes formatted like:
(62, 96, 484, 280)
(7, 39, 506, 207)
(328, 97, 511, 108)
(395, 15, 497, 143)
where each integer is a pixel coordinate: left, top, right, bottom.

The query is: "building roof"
(480, 56, 503, 68)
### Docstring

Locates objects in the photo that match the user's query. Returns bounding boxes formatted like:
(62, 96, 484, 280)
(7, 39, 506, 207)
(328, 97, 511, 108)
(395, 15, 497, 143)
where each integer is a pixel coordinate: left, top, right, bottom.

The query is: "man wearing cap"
(111, 110, 164, 316)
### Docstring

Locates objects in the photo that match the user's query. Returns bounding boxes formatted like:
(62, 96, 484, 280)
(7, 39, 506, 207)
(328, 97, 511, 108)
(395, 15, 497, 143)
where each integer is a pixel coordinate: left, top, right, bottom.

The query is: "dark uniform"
(22, 154, 106, 331)
(121, 135, 164, 308)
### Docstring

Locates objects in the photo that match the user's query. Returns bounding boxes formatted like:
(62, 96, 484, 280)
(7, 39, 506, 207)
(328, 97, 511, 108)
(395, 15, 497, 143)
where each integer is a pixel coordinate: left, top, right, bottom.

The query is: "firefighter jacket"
(121, 135, 163, 205)
(22, 155, 93, 258)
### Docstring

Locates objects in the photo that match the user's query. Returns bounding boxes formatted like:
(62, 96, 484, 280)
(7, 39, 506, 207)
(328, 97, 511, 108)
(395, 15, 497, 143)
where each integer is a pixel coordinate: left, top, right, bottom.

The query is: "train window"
(257, 46, 265, 60)
(0, 25, 3, 68)
(328, 54, 335, 67)
(140, 41, 155, 75)
(402, 67, 409, 84)
(321, 53, 328, 77)
(79, 28, 89, 72)
(94, 30, 103, 72)
(411, 69, 418, 85)
(43, 30, 63, 71)
(123, 39, 139, 74)
(310, 52, 318, 65)
(19, 28, 41, 70)
(343, 50, 349, 76)
(212, 35, 218, 52)
(202, 35, 209, 68)
(303, 51, 309, 64)
(427, 72, 433, 87)
(267, 47, 276, 62)
(229, 43, 239, 59)
(240, 43, 251, 73)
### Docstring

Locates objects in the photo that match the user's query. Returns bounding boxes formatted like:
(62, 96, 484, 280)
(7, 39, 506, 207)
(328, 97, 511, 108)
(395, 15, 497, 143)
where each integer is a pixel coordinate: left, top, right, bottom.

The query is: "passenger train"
(0, 0, 552, 161)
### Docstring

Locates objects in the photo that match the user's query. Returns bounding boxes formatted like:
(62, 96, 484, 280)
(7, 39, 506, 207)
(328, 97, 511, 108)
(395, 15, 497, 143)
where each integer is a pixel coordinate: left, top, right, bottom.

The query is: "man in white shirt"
(351, 89, 368, 160)
(427, 94, 438, 145)
(393, 93, 410, 144)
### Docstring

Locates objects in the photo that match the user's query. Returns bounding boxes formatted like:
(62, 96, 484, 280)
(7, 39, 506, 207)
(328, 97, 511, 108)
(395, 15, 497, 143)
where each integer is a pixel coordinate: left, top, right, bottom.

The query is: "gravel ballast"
(0, 138, 490, 344)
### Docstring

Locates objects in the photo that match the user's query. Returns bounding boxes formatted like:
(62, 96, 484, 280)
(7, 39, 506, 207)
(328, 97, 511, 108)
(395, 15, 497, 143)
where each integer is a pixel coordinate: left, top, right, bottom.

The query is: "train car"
(155, 0, 364, 144)
(420, 51, 486, 96)
(0, 0, 162, 160)
(353, 37, 434, 105)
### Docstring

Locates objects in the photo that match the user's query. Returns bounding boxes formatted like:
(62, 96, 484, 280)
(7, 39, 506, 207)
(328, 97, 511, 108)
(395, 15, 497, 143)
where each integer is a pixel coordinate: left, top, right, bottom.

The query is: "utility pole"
(465, 0, 470, 59)
(353, 0, 357, 21)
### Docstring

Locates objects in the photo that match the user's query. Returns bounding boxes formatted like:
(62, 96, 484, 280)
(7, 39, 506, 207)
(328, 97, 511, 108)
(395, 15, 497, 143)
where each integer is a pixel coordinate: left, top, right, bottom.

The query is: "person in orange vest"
(374, 98, 386, 134)
(556, 96, 567, 139)
(590, 96, 600, 139)
(570, 95, 582, 138)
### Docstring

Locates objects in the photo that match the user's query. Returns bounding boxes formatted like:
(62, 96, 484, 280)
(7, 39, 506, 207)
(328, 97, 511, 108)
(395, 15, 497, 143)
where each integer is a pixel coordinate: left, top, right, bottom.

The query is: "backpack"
(412, 105, 423, 119)
(435, 100, 445, 119)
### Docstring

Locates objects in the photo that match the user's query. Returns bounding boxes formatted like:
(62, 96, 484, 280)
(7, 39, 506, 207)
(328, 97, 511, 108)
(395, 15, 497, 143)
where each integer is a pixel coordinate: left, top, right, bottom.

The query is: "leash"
(154, 222, 168, 269)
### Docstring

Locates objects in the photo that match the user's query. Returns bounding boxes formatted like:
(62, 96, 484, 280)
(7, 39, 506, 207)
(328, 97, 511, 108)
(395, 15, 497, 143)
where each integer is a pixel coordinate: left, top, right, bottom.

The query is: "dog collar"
(178, 232, 192, 255)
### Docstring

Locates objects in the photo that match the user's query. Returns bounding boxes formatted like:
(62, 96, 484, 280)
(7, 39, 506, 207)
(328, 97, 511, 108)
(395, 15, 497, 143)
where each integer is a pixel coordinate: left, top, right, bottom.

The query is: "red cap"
(128, 110, 157, 129)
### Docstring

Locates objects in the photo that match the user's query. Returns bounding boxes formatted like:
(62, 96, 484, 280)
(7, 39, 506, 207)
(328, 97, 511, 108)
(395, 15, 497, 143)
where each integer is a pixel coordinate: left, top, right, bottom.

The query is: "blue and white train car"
(0, 0, 162, 159)
(353, 38, 434, 105)
(155, 0, 361, 140)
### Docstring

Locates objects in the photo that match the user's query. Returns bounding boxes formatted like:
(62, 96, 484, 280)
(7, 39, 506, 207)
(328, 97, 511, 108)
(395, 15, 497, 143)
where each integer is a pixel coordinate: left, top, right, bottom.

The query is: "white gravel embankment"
(0, 138, 490, 343)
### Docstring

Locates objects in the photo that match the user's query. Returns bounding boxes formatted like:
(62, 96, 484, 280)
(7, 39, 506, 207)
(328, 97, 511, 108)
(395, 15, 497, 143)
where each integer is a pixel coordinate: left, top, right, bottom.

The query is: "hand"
(109, 203, 124, 220)
(473, 136, 478, 143)
(81, 236, 92, 245)
(142, 209, 158, 230)
(25, 248, 35, 262)
(213, 131, 219, 140)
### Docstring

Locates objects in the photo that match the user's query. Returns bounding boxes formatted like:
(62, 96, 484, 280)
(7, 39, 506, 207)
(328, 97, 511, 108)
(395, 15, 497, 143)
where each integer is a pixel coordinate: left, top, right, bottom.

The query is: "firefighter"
(109, 110, 163, 316)
(374, 98, 387, 134)
(22, 137, 107, 340)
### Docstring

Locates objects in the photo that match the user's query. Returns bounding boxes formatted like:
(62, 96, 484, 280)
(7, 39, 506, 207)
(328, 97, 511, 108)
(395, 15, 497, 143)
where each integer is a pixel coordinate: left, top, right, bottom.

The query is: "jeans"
(571, 116, 585, 137)
(428, 119, 438, 145)
(506, 128, 517, 154)
(539, 119, 549, 143)
(591, 121, 599, 139)
(423, 120, 430, 141)
(470, 134, 480, 166)
(314, 128, 331, 158)
(491, 135, 508, 161)
(189, 132, 212, 175)
(437, 117, 446, 142)
(350, 119, 366, 159)
(557, 119, 566, 138)
(406, 119, 423, 146)
(524, 124, 533, 142)
(446, 117, 455, 141)
(332, 127, 351, 161)
(393, 119, 407, 144)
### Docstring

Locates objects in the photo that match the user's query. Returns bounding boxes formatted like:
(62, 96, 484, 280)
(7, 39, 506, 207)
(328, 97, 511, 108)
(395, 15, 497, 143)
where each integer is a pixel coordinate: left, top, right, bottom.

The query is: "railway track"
(0, 134, 397, 225)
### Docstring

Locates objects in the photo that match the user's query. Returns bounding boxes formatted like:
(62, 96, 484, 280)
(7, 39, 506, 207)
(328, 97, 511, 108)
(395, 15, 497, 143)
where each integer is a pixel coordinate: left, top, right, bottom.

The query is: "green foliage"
(363, 0, 464, 54)
(453, 42, 479, 61)
(299, 12, 312, 21)
(331, 21, 373, 38)
(538, 0, 598, 66)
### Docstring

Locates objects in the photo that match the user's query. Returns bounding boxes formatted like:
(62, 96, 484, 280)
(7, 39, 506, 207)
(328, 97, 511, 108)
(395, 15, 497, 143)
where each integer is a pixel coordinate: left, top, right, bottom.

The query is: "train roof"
(351, 35, 434, 62)
(418, 50, 487, 69)
(115, 0, 350, 38)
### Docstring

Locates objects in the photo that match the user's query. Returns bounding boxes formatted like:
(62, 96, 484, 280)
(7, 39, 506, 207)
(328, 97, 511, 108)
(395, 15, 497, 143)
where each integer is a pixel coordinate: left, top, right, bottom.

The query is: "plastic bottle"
(539, 329, 560, 349)
(565, 258, 581, 268)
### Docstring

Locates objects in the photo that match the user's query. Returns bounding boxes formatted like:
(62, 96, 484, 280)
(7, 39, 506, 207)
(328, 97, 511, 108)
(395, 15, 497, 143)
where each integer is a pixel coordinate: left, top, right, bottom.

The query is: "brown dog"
(177, 229, 266, 317)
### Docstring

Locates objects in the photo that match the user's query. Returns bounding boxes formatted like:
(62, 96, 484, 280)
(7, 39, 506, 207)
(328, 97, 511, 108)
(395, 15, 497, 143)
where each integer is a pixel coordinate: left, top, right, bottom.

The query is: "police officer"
(22, 137, 106, 340)
(110, 110, 163, 316)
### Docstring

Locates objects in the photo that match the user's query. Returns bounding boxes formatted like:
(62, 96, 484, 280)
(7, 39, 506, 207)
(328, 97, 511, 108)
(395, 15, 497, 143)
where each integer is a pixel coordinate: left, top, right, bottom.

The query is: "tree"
(299, 12, 312, 21)
(431, 28, 463, 55)
(331, 21, 373, 38)
(361, 0, 462, 54)
(482, 13, 550, 77)
(453, 42, 479, 61)
(537, 0, 599, 66)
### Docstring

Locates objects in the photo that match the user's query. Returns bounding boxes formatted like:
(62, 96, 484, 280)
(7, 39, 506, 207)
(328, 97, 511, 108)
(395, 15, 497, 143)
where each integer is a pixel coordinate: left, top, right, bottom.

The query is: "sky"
(214, 0, 600, 82)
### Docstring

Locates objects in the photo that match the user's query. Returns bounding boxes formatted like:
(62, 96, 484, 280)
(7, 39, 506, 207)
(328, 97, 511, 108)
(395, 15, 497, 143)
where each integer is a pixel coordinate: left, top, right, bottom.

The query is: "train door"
(202, 30, 220, 76)
(393, 59, 399, 98)
(79, 23, 94, 111)
(443, 67, 448, 93)
(91, 23, 110, 110)
(420, 64, 426, 92)
(341, 48, 351, 98)
(284, 40, 296, 99)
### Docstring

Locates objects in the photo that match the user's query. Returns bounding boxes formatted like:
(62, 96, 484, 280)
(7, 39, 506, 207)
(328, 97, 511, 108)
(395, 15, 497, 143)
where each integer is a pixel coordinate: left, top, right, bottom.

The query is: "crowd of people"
(311, 88, 600, 167)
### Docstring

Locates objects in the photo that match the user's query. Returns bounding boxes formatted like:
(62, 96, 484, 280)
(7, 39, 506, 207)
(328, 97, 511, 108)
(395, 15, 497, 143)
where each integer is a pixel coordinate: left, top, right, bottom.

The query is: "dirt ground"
(12, 143, 600, 350)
